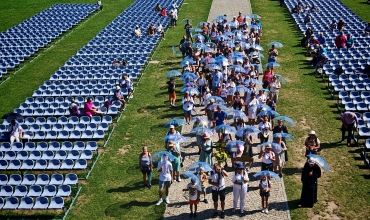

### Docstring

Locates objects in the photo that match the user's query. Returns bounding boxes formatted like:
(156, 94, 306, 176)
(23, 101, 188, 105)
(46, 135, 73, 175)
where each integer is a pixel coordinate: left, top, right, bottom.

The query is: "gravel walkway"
(207, 0, 252, 23)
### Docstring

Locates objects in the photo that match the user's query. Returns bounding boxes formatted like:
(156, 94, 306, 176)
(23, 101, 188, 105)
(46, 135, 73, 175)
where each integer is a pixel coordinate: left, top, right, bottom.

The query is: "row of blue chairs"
(0, 173, 77, 186)
(0, 141, 97, 152)
(0, 196, 64, 209)
(0, 149, 93, 161)
(0, 158, 88, 170)
(0, 185, 71, 197)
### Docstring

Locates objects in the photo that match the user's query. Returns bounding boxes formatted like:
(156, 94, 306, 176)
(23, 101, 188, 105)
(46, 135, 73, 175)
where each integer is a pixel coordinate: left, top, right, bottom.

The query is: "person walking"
(139, 146, 152, 188)
(340, 111, 358, 147)
(167, 77, 176, 107)
(182, 176, 200, 218)
(232, 162, 249, 216)
(197, 167, 208, 203)
(258, 144, 275, 171)
(304, 130, 320, 155)
(167, 141, 181, 182)
(298, 159, 321, 208)
(199, 133, 214, 166)
(182, 91, 194, 124)
(259, 175, 272, 214)
(156, 154, 173, 205)
(209, 163, 228, 219)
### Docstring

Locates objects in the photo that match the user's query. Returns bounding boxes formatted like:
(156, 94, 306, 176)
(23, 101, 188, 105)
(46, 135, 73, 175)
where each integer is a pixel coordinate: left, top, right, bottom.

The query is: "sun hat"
(308, 159, 315, 164)
(309, 130, 316, 136)
(169, 125, 175, 129)
(116, 86, 120, 90)
(184, 91, 189, 94)
(265, 144, 272, 149)
(191, 176, 197, 182)
(234, 161, 244, 169)
(210, 98, 215, 102)
(251, 54, 259, 58)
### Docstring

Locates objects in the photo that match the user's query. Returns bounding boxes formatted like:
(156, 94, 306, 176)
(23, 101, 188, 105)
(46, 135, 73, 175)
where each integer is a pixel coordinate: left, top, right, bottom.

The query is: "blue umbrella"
(217, 35, 230, 42)
(267, 41, 283, 48)
(306, 153, 330, 173)
(192, 43, 207, 49)
(274, 116, 296, 127)
(181, 82, 195, 89)
(181, 72, 198, 81)
(191, 127, 214, 136)
(152, 151, 176, 162)
(229, 65, 246, 73)
(258, 142, 283, 154)
(180, 87, 200, 95)
(250, 44, 264, 51)
(274, 74, 287, 84)
(252, 14, 261, 19)
(172, 46, 182, 57)
(264, 62, 281, 68)
(236, 126, 260, 137)
(193, 34, 205, 41)
(191, 116, 209, 127)
(188, 162, 213, 172)
(181, 18, 192, 24)
(180, 59, 195, 67)
(204, 47, 213, 53)
(201, 57, 216, 64)
(235, 85, 246, 92)
(215, 57, 229, 65)
(225, 22, 237, 28)
(215, 124, 237, 134)
(165, 70, 182, 78)
(257, 104, 272, 111)
(259, 52, 265, 60)
(196, 21, 207, 27)
(205, 64, 221, 71)
(164, 135, 188, 143)
(233, 52, 246, 57)
(257, 110, 280, 117)
(257, 88, 270, 94)
(224, 31, 234, 37)
(212, 17, 224, 23)
(181, 172, 202, 191)
(249, 24, 259, 30)
(191, 28, 203, 33)
(207, 104, 228, 111)
(226, 42, 235, 48)
(232, 56, 244, 64)
(243, 14, 252, 19)
(250, 78, 263, 85)
(273, 132, 295, 141)
(253, 171, 280, 179)
(226, 109, 247, 120)
(206, 96, 225, 103)
(226, 140, 245, 153)
(206, 42, 217, 48)
(164, 118, 186, 128)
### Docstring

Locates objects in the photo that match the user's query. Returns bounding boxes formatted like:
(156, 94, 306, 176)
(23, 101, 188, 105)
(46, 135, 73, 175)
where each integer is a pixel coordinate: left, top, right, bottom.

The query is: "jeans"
(342, 122, 355, 144)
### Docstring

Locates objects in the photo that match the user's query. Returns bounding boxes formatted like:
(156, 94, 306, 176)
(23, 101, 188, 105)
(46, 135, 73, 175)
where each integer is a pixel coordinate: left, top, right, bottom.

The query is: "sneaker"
(220, 212, 225, 219)
(265, 208, 269, 214)
(246, 166, 250, 171)
(261, 208, 265, 213)
(189, 212, 193, 218)
(279, 173, 283, 178)
(129, 95, 134, 99)
(204, 199, 208, 204)
(156, 198, 163, 206)
(165, 197, 170, 204)
(212, 212, 218, 218)
(177, 176, 181, 182)
(148, 185, 152, 189)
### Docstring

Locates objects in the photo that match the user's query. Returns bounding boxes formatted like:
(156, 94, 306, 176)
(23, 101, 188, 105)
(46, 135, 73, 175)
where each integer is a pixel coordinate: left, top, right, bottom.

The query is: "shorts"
(260, 190, 270, 197)
(184, 110, 192, 115)
(141, 168, 152, 176)
(212, 189, 226, 202)
(186, 33, 192, 39)
(159, 180, 171, 190)
(261, 162, 273, 171)
(221, 97, 227, 102)
(200, 186, 207, 194)
(169, 92, 176, 100)
(189, 200, 199, 205)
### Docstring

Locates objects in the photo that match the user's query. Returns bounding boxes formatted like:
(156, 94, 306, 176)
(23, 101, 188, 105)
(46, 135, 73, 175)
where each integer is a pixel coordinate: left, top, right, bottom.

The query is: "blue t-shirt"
(317, 36, 326, 44)
(346, 37, 354, 47)
(212, 72, 223, 87)
(213, 111, 227, 126)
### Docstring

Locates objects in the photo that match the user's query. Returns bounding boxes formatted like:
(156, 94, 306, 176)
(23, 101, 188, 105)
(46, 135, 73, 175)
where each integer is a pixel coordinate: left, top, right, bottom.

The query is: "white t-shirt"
(187, 182, 199, 200)
(260, 179, 270, 190)
(232, 172, 249, 185)
(258, 122, 271, 136)
(182, 97, 194, 111)
(220, 88, 227, 98)
(209, 170, 226, 191)
(244, 87, 256, 101)
(256, 94, 266, 103)
(226, 82, 236, 95)
(197, 78, 207, 86)
(262, 151, 274, 164)
(203, 93, 211, 105)
(157, 160, 173, 181)
(269, 81, 281, 93)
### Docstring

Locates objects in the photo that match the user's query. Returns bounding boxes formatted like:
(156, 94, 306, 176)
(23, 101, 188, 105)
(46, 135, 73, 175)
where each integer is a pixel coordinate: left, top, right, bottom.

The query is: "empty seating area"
(0, 4, 98, 79)
(0, 0, 182, 213)
(286, 1, 370, 149)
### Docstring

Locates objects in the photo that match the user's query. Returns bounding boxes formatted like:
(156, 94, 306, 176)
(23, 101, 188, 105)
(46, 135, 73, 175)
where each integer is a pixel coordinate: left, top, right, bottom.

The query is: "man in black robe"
(298, 159, 321, 208)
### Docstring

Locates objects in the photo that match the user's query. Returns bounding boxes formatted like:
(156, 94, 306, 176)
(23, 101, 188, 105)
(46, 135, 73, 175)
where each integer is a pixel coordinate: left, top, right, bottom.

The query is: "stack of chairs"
(0, 4, 98, 79)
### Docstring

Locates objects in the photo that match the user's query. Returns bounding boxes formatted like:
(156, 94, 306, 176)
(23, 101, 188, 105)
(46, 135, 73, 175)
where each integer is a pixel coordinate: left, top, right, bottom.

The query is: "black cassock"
(299, 162, 321, 207)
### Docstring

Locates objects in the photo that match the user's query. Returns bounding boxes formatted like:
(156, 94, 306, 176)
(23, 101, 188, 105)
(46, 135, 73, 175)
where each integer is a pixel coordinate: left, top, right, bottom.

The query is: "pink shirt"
(84, 102, 94, 116)
(335, 35, 347, 48)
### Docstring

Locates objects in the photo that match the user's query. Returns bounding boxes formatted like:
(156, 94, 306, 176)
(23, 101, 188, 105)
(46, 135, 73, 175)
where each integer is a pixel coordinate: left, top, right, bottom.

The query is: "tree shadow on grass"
(157, 113, 183, 119)
(162, 61, 180, 66)
(105, 200, 161, 219)
(287, 199, 301, 211)
(106, 181, 143, 194)
(282, 167, 302, 176)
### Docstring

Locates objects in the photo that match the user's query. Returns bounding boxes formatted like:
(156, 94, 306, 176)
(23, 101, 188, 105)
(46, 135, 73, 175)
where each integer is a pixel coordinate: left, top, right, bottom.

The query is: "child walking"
(183, 176, 200, 218)
(259, 175, 272, 214)
(197, 167, 208, 203)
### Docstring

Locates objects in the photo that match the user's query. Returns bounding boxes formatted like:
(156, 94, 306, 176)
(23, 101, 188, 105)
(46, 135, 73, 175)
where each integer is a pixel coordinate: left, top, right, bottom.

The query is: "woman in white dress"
(232, 162, 249, 216)
(245, 93, 259, 126)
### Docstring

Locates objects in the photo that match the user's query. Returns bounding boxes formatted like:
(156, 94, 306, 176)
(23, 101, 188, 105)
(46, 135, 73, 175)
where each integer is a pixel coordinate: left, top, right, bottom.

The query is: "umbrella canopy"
(180, 87, 200, 95)
(236, 126, 260, 137)
(226, 140, 245, 152)
(181, 172, 202, 191)
(207, 104, 228, 111)
(206, 96, 225, 103)
(233, 52, 246, 57)
(217, 35, 230, 42)
(205, 64, 221, 71)
(188, 162, 213, 172)
(181, 82, 195, 89)
(2, 112, 23, 120)
(243, 14, 252, 19)
(274, 74, 287, 84)
(226, 110, 247, 120)
(257, 110, 280, 117)
(165, 70, 182, 78)
(273, 116, 296, 127)
(224, 31, 234, 37)
(205, 42, 217, 48)
(225, 22, 237, 28)
(252, 14, 261, 19)
(306, 153, 330, 173)
(257, 88, 270, 94)
(180, 59, 196, 67)
(204, 47, 213, 53)
(201, 57, 216, 64)
(229, 65, 246, 73)
(257, 104, 272, 111)
(193, 34, 205, 41)
(196, 21, 207, 27)
(253, 171, 280, 179)
(164, 118, 186, 128)
(215, 56, 229, 65)
(267, 41, 283, 48)
(192, 43, 207, 49)
(226, 42, 235, 48)
(250, 44, 264, 51)
(264, 62, 281, 68)
(181, 18, 192, 24)
(181, 72, 198, 81)
(191, 127, 214, 136)
(273, 132, 295, 141)
(235, 85, 246, 92)
(191, 28, 203, 33)
(249, 24, 259, 30)
(215, 124, 237, 134)
(191, 116, 209, 127)
(250, 78, 263, 85)
(152, 151, 176, 163)
(164, 135, 188, 143)
(258, 142, 283, 154)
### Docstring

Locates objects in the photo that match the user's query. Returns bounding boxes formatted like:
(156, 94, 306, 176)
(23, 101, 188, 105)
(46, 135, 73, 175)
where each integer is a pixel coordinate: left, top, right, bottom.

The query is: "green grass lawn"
(0, 0, 370, 219)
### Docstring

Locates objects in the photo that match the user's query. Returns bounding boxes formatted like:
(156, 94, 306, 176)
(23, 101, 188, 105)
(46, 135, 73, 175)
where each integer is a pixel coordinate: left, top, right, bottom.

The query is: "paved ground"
(207, 0, 252, 24)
